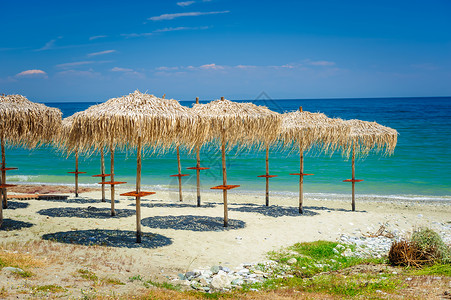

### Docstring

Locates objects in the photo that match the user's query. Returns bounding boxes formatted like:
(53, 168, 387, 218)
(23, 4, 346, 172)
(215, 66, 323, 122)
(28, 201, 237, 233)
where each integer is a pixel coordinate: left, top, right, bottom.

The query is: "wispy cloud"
(154, 26, 209, 33)
(35, 37, 63, 51)
(156, 66, 180, 71)
(155, 60, 338, 73)
(56, 69, 101, 78)
(15, 69, 47, 78)
(148, 10, 229, 21)
(111, 67, 133, 72)
(87, 50, 116, 57)
(235, 65, 257, 69)
(56, 61, 94, 68)
(56, 60, 111, 69)
(123, 26, 208, 38)
(111, 67, 144, 78)
(89, 35, 107, 41)
(308, 60, 335, 66)
(199, 63, 224, 70)
(177, 1, 195, 6)
(121, 32, 153, 38)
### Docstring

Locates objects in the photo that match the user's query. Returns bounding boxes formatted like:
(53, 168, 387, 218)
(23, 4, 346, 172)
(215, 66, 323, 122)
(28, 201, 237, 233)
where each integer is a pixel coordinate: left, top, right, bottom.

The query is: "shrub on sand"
(388, 227, 450, 267)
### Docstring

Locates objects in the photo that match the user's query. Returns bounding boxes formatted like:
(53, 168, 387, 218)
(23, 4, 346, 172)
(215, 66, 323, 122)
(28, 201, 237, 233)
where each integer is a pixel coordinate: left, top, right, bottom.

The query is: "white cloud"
(177, 1, 195, 6)
(111, 67, 133, 72)
(235, 65, 257, 69)
(110, 67, 144, 78)
(56, 60, 111, 69)
(89, 35, 107, 40)
(56, 61, 94, 68)
(308, 60, 335, 66)
(121, 32, 153, 38)
(148, 10, 229, 21)
(154, 26, 208, 33)
(15, 69, 47, 78)
(36, 39, 57, 51)
(156, 66, 180, 71)
(88, 50, 116, 57)
(199, 63, 224, 70)
(56, 69, 100, 78)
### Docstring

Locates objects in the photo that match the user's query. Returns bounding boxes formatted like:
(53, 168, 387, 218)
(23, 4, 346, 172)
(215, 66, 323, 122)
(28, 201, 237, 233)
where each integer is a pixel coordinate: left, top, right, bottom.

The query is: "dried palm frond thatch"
(66, 90, 202, 153)
(0, 94, 62, 148)
(191, 97, 282, 227)
(341, 119, 398, 158)
(0, 94, 62, 226)
(191, 98, 281, 148)
(280, 109, 350, 153)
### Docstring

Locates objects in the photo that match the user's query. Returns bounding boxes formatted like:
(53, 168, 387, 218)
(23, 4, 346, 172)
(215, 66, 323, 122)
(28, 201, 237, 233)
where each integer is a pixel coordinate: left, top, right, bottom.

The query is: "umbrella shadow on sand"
(141, 215, 246, 232)
(228, 203, 319, 217)
(5, 201, 30, 210)
(42, 229, 172, 249)
(37, 207, 135, 219)
(0, 219, 34, 231)
(37, 197, 121, 205)
(128, 201, 216, 209)
(306, 205, 367, 213)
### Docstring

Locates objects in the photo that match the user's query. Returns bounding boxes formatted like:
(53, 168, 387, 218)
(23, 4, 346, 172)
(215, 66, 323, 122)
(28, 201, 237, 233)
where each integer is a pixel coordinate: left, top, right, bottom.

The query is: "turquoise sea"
(5, 97, 451, 202)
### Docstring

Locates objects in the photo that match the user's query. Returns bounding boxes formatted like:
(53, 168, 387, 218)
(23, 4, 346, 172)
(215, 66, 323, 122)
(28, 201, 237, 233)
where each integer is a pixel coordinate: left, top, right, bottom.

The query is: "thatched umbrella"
(341, 119, 398, 211)
(191, 97, 281, 227)
(0, 94, 62, 227)
(280, 107, 349, 214)
(67, 90, 198, 242)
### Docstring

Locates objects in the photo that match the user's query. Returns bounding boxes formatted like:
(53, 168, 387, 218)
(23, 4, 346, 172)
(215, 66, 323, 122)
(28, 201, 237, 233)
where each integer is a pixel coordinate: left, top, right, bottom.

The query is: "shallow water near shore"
(5, 96, 451, 200)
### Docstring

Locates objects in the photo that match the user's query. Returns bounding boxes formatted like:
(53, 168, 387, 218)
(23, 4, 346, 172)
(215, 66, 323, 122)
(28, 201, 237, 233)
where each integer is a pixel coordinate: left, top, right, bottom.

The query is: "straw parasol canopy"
(0, 94, 62, 227)
(192, 98, 281, 148)
(66, 90, 201, 152)
(191, 97, 281, 226)
(0, 94, 62, 148)
(66, 90, 199, 242)
(340, 119, 398, 211)
(341, 119, 398, 158)
(280, 108, 349, 153)
(280, 107, 350, 214)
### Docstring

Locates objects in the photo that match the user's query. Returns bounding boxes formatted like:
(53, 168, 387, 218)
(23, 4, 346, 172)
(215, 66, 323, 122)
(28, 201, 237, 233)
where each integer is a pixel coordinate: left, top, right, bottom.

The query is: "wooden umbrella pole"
(195, 97, 201, 207)
(101, 148, 106, 202)
(299, 150, 304, 214)
(75, 150, 79, 197)
(177, 145, 183, 202)
(265, 144, 270, 206)
(196, 145, 201, 207)
(222, 131, 228, 227)
(110, 146, 116, 216)
(136, 136, 142, 243)
(1, 136, 7, 209)
(0, 196, 2, 228)
(351, 143, 356, 212)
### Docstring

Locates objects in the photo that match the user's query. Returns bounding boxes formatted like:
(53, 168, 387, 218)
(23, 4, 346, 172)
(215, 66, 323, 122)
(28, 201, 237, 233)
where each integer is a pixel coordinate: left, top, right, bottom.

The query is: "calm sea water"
(5, 97, 451, 201)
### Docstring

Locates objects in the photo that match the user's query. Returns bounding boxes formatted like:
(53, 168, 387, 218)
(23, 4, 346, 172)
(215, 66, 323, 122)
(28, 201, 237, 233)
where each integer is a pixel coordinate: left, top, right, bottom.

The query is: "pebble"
(174, 221, 451, 293)
(2, 267, 24, 274)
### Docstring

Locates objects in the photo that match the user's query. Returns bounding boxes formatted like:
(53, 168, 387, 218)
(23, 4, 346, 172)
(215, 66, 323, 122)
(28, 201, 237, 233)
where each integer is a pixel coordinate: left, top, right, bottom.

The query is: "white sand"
(2, 187, 450, 273)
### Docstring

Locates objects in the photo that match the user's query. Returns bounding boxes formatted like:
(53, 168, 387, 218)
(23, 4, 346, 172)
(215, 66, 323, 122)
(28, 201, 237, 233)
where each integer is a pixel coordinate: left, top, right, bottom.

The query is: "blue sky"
(1, 0, 450, 102)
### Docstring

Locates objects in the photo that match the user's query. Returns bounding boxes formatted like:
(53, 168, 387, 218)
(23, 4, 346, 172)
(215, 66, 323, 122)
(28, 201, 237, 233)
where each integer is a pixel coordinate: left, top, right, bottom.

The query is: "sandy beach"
(1, 184, 450, 298)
